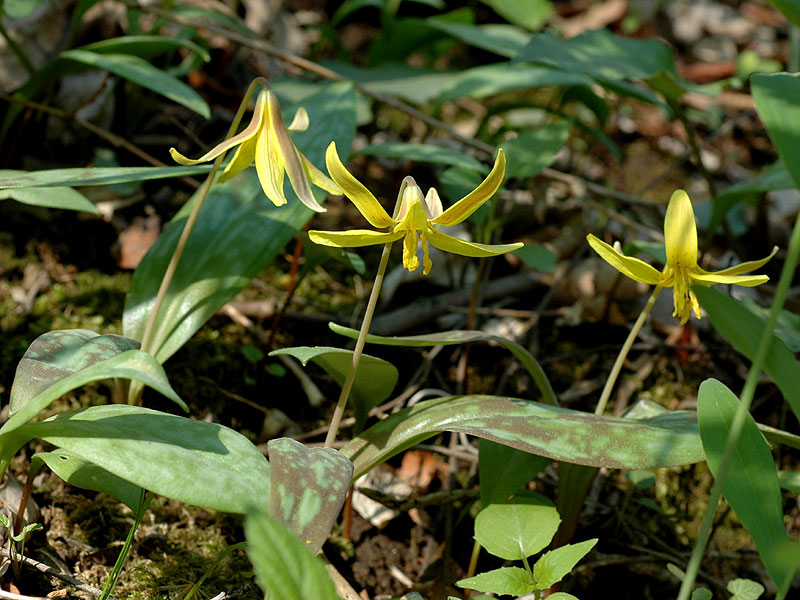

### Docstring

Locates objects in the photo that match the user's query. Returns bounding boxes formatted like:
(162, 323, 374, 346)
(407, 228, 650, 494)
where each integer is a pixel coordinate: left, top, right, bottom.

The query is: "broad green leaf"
(514, 29, 676, 82)
(504, 121, 571, 179)
(533, 538, 597, 588)
(0, 165, 211, 189)
(697, 379, 794, 587)
(123, 82, 356, 364)
(267, 438, 353, 553)
(695, 287, 800, 422)
(32, 449, 143, 511)
(5, 330, 185, 434)
(479, 0, 552, 31)
(341, 395, 705, 479)
(270, 347, 397, 432)
(475, 502, 560, 560)
(0, 175, 98, 214)
(437, 63, 596, 102)
(426, 20, 530, 57)
(60, 50, 210, 117)
(751, 73, 800, 188)
(355, 143, 489, 174)
(20, 405, 271, 514)
(512, 244, 557, 274)
(330, 323, 557, 406)
(321, 61, 458, 104)
(778, 470, 800, 493)
(740, 299, 800, 352)
(728, 578, 765, 600)
(245, 506, 339, 600)
(479, 439, 549, 506)
(80, 35, 210, 62)
(456, 567, 532, 596)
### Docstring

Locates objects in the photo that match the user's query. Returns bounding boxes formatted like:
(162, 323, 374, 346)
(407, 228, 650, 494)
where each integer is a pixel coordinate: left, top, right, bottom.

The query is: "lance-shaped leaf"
(330, 323, 557, 406)
(0, 165, 211, 189)
(268, 438, 353, 553)
(533, 538, 597, 589)
(698, 379, 798, 589)
(341, 395, 705, 478)
(457, 567, 533, 597)
(31, 450, 143, 512)
(5, 330, 185, 435)
(18, 405, 271, 514)
(270, 346, 397, 432)
(124, 83, 356, 364)
(245, 506, 339, 600)
(0, 172, 98, 213)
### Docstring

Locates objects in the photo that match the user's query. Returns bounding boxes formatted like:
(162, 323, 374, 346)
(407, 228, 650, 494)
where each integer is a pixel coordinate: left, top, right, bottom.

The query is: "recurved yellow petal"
(255, 129, 287, 206)
(287, 107, 309, 132)
(325, 142, 395, 228)
(700, 246, 778, 277)
(308, 229, 404, 248)
(433, 149, 506, 226)
(218, 137, 256, 182)
(689, 272, 769, 287)
(299, 152, 341, 196)
(426, 227, 522, 257)
(587, 234, 664, 285)
(664, 189, 697, 269)
(169, 91, 266, 165)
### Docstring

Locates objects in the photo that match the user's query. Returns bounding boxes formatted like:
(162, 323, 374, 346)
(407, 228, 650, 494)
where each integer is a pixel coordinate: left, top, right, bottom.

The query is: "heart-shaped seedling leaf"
(268, 437, 353, 553)
(270, 346, 398, 432)
(475, 500, 560, 561)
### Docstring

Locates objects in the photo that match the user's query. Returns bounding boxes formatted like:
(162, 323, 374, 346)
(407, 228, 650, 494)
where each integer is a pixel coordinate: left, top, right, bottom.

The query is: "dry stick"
(125, 2, 657, 209)
(0, 549, 116, 600)
(324, 243, 393, 448)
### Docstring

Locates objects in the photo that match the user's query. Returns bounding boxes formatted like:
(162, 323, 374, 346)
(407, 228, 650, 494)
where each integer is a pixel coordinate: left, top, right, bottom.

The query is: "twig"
(0, 548, 117, 600)
(0, 589, 47, 600)
(356, 487, 479, 511)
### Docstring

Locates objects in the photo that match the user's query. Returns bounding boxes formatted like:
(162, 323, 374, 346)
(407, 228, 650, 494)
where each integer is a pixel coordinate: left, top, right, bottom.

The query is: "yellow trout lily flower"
(169, 89, 339, 212)
(308, 142, 522, 275)
(587, 189, 777, 324)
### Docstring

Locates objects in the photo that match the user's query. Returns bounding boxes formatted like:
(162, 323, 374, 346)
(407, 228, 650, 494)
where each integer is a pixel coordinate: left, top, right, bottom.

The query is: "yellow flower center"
(393, 186, 433, 274)
(669, 265, 701, 324)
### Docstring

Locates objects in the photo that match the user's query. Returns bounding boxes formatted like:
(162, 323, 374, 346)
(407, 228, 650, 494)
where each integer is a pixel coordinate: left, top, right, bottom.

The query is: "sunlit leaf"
(533, 538, 597, 589)
(426, 19, 530, 57)
(504, 121, 571, 179)
(80, 35, 210, 62)
(751, 73, 800, 188)
(457, 567, 532, 596)
(479, 0, 552, 31)
(0, 165, 211, 189)
(356, 142, 489, 174)
(475, 501, 559, 560)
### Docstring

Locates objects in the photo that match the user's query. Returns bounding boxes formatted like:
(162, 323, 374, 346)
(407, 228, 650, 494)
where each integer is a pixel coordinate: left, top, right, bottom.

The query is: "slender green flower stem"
(181, 542, 247, 600)
(324, 243, 392, 448)
(595, 286, 662, 416)
(100, 491, 153, 600)
(678, 222, 800, 600)
(129, 78, 266, 403)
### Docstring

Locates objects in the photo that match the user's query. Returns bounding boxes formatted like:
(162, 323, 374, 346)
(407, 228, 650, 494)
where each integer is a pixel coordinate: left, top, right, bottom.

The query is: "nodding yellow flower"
(587, 189, 777, 324)
(308, 142, 522, 275)
(169, 89, 339, 212)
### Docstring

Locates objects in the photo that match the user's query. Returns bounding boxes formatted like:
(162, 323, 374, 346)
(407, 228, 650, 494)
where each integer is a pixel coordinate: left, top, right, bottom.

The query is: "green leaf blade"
(533, 538, 597, 589)
(457, 566, 533, 596)
(475, 502, 560, 560)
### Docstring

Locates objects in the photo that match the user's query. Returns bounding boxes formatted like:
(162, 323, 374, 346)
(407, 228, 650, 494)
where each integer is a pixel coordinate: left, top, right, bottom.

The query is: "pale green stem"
(678, 219, 800, 600)
(324, 243, 392, 448)
(595, 286, 662, 416)
(128, 78, 266, 404)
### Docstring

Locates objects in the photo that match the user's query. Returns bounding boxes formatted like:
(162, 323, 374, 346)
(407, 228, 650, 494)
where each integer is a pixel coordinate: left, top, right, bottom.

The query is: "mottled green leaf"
(267, 438, 353, 553)
(60, 50, 210, 117)
(329, 323, 557, 406)
(479, 0, 552, 31)
(5, 330, 185, 434)
(0, 175, 98, 214)
(80, 35, 210, 62)
(695, 287, 800, 423)
(124, 83, 356, 364)
(270, 346, 397, 432)
(355, 142, 489, 174)
(476, 502, 560, 560)
(245, 506, 339, 600)
(32, 449, 143, 511)
(479, 439, 549, 506)
(20, 405, 271, 514)
(0, 165, 212, 189)
(533, 538, 597, 588)
(504, 121, 571, 179)
(457, 567, 532, 596)
(426, 20, 530, 57)
(341, 395, 705, 478)
(698, 379, 795, 587)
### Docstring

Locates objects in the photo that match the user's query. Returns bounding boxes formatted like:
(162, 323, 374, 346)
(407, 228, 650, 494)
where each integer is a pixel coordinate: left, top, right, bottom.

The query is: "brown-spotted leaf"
(268, 438, 353, 553)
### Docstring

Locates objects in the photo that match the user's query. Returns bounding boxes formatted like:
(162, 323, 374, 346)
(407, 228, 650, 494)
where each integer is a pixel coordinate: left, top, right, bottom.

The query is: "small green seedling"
(0, 511, 43, 578)
(456, 501, 596, 599)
